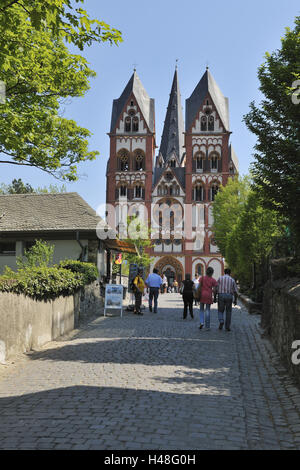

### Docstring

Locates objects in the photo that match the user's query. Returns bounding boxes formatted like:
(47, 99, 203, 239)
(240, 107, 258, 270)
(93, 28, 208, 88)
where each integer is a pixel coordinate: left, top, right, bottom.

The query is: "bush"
(58, 260, 98, 284)
(17, 239, 54, 269)
(0, 257, 99, 300)
(0, 266, 84, 300)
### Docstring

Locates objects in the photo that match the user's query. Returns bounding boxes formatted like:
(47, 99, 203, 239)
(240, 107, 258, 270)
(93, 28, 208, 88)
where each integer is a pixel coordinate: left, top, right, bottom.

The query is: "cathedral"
(106, 67, 239, 285)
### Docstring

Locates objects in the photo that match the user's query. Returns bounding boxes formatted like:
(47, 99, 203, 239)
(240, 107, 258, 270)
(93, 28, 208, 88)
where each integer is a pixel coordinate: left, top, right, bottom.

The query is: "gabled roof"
(153, 166, 186, 192)
(110, 70, 155, 133)
(159, 68, 185, 162)
(0, 193, 106, 233)
(186, 68, 230, 133)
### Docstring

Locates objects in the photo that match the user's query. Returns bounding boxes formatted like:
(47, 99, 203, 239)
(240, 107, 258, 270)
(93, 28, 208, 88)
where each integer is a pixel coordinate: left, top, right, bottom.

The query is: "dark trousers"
(218, 293, 233, 329)
(183, 293, 194, 318)
(149, 287, 159, 312)
(134, 291, 142, 313)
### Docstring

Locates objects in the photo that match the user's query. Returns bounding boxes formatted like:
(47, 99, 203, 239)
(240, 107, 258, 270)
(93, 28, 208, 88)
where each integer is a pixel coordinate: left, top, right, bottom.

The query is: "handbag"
(194, 277, 203, 301)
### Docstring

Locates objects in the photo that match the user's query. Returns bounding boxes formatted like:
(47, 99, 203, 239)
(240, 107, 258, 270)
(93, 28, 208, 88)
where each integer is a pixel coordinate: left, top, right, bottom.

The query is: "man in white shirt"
(217, 268, 238, 331)
(145, 268, 163, 313)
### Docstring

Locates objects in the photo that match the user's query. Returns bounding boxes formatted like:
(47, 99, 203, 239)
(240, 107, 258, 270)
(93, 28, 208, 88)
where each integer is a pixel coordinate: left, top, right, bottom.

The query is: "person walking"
(132, 268, 145, 315)
(180, 274, 194, 319)
(173, 279, 178, 293)
(145, 268, 163, 313)
(162, 274, 168, 294)
(198, 267, 218, 331)
(217, 268, 238, 331)
(193, 273, 200, 306)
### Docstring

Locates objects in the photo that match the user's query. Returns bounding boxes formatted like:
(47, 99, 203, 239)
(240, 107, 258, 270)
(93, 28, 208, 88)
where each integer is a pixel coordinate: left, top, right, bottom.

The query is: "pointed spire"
(110, 70, 155, 133)
(159, 68, 185, 163)
(185, 68, 230, 132)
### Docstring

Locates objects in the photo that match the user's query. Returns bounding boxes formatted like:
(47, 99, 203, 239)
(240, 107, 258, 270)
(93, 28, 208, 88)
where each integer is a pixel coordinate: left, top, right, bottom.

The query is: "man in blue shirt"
(145, 268, 163, 313)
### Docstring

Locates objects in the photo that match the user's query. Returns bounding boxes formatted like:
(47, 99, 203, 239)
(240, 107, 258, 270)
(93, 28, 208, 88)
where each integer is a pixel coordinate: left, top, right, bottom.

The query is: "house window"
(125, 116, 131, 132)
(211, 156, 218, 170)
(193, 185, 203, 202)
(201, 116, 207, 131)
(135, 153, 144, 171)
(134, 185, 142, 198)
(211, 184, 219, 201)
(132, 116, 139, 132)
(0, 242, 16, 255)
(119, 186, 127, 197)
(195, 263, 203, 276)
(195, 151, 205, 171)
(208, 115, 214, 131)
(120, 155, 129, 171)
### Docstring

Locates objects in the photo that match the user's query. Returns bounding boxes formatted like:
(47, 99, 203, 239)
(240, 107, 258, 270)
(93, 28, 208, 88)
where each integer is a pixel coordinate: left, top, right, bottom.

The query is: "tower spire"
(159, 68, 185, 163)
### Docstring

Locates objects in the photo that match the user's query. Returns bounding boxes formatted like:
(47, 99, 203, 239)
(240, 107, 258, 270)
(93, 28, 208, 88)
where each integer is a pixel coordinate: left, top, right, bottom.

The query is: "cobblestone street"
(0, 293, 300, 450)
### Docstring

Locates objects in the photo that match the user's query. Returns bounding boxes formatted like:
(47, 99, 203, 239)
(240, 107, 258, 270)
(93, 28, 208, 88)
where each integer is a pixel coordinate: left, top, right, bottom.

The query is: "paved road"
(0, 293, 300, 450)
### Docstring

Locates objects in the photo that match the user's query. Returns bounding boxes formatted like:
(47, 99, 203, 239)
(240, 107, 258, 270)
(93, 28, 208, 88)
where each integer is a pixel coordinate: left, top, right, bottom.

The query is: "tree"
(122, 215, 154, 269)
(212, 175, 251, 257)
(243, 16, 300, 249)
(0, 178, 34, 194)
(227, 192, 283, 296)
(0, 1, 122, 180)
(0, 178, 66, 193)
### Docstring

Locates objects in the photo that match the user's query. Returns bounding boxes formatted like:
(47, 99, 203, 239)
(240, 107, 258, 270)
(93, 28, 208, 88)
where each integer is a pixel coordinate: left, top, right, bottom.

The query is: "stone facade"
(262, 278, 300, 385)
(106, 68, 239, 286)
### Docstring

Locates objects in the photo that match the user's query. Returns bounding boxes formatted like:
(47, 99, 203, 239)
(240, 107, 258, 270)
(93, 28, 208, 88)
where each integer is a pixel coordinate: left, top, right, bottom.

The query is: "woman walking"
(198, 267, 217, 330)
(181, 274, 195, 319)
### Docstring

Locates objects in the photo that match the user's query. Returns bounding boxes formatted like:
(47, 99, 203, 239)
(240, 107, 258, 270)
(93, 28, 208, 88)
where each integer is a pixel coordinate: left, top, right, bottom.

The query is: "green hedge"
(58, 260, 98, 284)
(0, 260, 98, 301)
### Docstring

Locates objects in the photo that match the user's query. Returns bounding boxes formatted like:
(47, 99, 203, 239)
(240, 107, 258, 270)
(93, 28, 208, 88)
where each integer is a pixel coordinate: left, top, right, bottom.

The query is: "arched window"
(201, 116, 207, 131)
(119, 185, 127, 197)
(118, 150, 130, 171)
(134, 185, 144, 199)
(125, 116, 131, 133)
(170, 159, 176, 168)
(135, 154, 144, 171)
(211, 183, 219, 201)
(209, 152, 220, 171)
(194, 151, 205, 171)
(195, 263, 203, 276)
(193, 184, 204, 202)
(132, 116, 139, 132)
(208, 115, 214, 131)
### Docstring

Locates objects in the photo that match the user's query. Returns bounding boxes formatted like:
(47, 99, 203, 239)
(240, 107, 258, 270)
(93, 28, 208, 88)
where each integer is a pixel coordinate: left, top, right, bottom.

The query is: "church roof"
(159, 68, 185, 162)
(185, 68, 230, 132)
(110, 70, 155, 133)
(153, 166, 186, 190)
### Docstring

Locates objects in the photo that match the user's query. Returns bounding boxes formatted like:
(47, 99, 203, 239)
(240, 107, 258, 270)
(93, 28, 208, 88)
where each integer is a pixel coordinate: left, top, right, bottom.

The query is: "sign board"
(128, 264, 146, 293)
(104, 284, 123, 317)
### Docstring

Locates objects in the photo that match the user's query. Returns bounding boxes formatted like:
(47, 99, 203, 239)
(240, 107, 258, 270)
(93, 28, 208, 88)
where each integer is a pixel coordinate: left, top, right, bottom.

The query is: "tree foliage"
(0, 1, 122, 180)
(243, 16, 300, 247)
(212, 175, 251, 257)
(122, 215, 154, 269)
(213, 176, 284, 295)
(0, 178, 66, 194)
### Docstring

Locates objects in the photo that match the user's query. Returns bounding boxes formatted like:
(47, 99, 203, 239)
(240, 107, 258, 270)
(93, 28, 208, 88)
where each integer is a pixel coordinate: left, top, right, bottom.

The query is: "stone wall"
(0, 293, 75, 363)
(262, 278, 300, 384)
(0, 282, 104, 363)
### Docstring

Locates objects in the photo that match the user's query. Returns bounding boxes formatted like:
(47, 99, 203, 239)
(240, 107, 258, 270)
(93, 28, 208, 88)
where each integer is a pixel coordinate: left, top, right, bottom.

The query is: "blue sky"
(1, 0, 299, 210)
